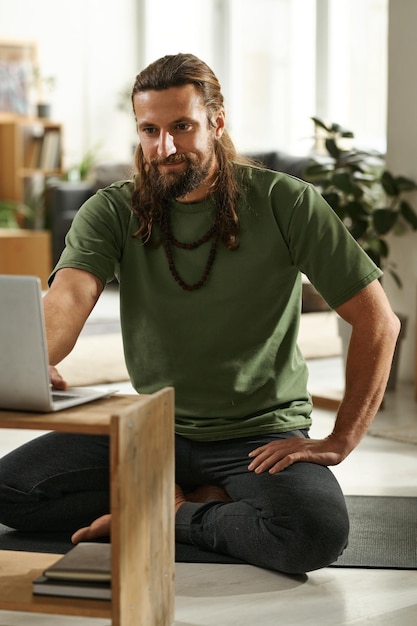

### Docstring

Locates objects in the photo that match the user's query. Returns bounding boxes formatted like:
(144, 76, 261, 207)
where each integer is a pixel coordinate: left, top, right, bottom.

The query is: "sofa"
(46, 163, 133, 266)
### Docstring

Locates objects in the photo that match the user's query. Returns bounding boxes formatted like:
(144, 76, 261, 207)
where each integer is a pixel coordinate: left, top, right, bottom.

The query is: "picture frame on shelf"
(0, 40, 37, 115)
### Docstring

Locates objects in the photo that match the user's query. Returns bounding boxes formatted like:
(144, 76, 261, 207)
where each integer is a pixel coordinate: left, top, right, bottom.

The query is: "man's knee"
(265, 496, 349, 574)
(0, 481, 32, 529)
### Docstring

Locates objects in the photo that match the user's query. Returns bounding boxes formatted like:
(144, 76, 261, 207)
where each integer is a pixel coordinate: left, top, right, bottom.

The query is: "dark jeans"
(0, 429, 349, 574)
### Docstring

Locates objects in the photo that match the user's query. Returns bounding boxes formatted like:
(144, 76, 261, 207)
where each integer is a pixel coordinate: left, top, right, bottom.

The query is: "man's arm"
(325, 278, 400, 455)
(248, 279, 401, 473)
(43, 268, 104, 388)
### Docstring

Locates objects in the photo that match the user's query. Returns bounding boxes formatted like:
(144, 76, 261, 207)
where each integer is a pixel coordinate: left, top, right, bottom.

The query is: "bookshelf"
(0, 112, 63, 205)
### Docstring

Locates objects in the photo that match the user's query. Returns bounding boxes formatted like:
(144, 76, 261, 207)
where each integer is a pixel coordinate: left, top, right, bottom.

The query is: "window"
(142, 0, 387, 155)
(318, 0, 388, 153)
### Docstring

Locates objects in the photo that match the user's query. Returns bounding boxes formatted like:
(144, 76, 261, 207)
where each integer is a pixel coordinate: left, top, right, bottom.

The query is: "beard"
(147, 146, 215, 201)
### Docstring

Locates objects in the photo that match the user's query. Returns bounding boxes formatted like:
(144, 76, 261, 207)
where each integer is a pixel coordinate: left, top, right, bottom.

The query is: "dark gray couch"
(46, 163, 133, 266)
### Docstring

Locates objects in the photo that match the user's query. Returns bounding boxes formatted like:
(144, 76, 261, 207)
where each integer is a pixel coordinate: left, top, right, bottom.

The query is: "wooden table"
(0, 389, 175, 625)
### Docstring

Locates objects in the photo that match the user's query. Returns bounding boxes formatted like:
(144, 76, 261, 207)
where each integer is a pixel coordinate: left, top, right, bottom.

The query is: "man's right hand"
(49, 365, 67, 390)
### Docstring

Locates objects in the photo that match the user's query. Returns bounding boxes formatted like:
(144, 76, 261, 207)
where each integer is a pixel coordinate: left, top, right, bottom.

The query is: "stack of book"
(26, 128, 61, 171)
(32, 542, 111, 600)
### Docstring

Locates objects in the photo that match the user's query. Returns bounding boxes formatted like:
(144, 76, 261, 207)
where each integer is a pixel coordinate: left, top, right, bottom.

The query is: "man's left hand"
(248, 436, 347, 474)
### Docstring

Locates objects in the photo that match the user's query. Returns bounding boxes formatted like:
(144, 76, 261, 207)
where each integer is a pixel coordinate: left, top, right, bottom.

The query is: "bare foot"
(71, 513, 111, 544)
(186, 485, 232, 504)
(72, 485, 232, 544)
(175, 484, 187, 512)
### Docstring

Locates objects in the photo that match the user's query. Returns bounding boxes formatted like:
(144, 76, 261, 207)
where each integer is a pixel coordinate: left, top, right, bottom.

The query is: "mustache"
(152, 154, 188, 166)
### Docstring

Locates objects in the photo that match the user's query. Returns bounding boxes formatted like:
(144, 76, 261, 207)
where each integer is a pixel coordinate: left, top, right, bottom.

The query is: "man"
(0, 54, 399, 575)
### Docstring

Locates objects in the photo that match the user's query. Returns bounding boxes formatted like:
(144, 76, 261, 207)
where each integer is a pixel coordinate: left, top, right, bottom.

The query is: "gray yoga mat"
(0, 496, 415, 569)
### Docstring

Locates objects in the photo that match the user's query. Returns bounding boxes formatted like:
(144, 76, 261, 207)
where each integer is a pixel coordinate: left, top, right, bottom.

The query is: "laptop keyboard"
(51, 393, 81, 402)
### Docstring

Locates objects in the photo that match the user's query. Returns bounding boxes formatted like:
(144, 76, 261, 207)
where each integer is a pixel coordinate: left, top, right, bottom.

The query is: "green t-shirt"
(52, 164, 381, 441)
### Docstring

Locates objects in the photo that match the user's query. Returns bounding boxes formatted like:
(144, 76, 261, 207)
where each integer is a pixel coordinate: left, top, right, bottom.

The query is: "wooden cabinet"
(0, 112, 62, 205)
(0, 229, 52, 289)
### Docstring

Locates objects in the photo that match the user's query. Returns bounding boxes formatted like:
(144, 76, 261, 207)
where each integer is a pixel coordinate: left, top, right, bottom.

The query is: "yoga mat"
(0, 496, 415, 569)
(332, 495, 417, 569)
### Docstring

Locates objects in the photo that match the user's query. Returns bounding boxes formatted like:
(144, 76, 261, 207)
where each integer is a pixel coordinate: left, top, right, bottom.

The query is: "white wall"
(384, 0, 417, 383)
(0, 0, 140, 169)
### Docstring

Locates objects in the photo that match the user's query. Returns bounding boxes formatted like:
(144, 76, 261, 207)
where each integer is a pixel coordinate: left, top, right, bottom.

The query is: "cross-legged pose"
(0, 53, 399, 574)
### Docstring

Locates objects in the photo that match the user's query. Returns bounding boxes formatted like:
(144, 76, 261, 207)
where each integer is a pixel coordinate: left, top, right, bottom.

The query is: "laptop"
(0, 275, 116, 412)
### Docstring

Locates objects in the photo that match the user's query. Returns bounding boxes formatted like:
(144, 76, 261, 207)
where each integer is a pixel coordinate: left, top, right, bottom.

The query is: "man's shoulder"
(87, 179, 135, 213)
(74, 179, 134, 226)
(232, 161, 311, 202)
(95, 179, 135, 196)
(233, 160, 308, 185)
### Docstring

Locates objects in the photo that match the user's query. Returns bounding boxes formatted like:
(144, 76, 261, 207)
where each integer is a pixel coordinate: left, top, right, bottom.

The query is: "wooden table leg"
(110, 387, 175, 626)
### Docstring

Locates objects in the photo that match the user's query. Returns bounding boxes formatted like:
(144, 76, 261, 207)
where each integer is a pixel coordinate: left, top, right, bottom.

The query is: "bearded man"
(0, 53, 399, 574)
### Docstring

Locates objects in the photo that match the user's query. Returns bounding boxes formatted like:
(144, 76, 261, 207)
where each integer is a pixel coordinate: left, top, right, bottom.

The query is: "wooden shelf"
(0, 390, 175, 625)
(0, 114, 63, 204)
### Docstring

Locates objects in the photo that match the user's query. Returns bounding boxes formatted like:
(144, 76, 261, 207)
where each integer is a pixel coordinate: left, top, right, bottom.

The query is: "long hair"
(130, 53, 248, 250)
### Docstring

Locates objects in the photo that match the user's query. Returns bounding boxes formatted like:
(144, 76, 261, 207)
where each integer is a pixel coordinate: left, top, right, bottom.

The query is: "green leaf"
(325, 138, 341, 159)
(311, 116, 331, 132)
(362, 238, 389, 268)
(330, 171, 349, 191)
(353, 171, 377, 184)
(303, 162, 335, 178)
(373, 208, 398, 235)
(0, 213, 19, 228)
(323, 192, 346, 220)
(371, 237, 389, 259)
(340, 152, 368, 169)
(331, 171, 358, 195)
(329, 123, 353, 137)
(388, 268, 403, 289)
(395, 176, 417, 192)
(345, 201, 368, 220)
(400, 200, 417, 229)
(381, 171, 399, 196)
(0, 200, 32, 228)
(350, 219, 368, 241)
(322, 191, 340, 211)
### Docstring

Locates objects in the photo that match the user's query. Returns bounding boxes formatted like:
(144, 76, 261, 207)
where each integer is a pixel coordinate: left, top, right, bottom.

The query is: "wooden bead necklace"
(159, 210, 220, 291)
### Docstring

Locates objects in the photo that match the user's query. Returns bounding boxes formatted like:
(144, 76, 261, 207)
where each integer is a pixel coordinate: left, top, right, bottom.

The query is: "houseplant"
(32, 66, 56, 118)
(0, 200, 33, 229)
(303, 117, 417, 389)
(304, 117, 417, 288)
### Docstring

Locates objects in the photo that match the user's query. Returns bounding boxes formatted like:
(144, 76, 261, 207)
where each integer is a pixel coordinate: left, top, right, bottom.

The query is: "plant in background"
(303, 117, 417, 287)
(116, 83, 132, 114)
(62, 144, 102, 182)
(0, 200, 33, 228)
(31, 66, 57, 118)
(32, 66, 56, 103)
